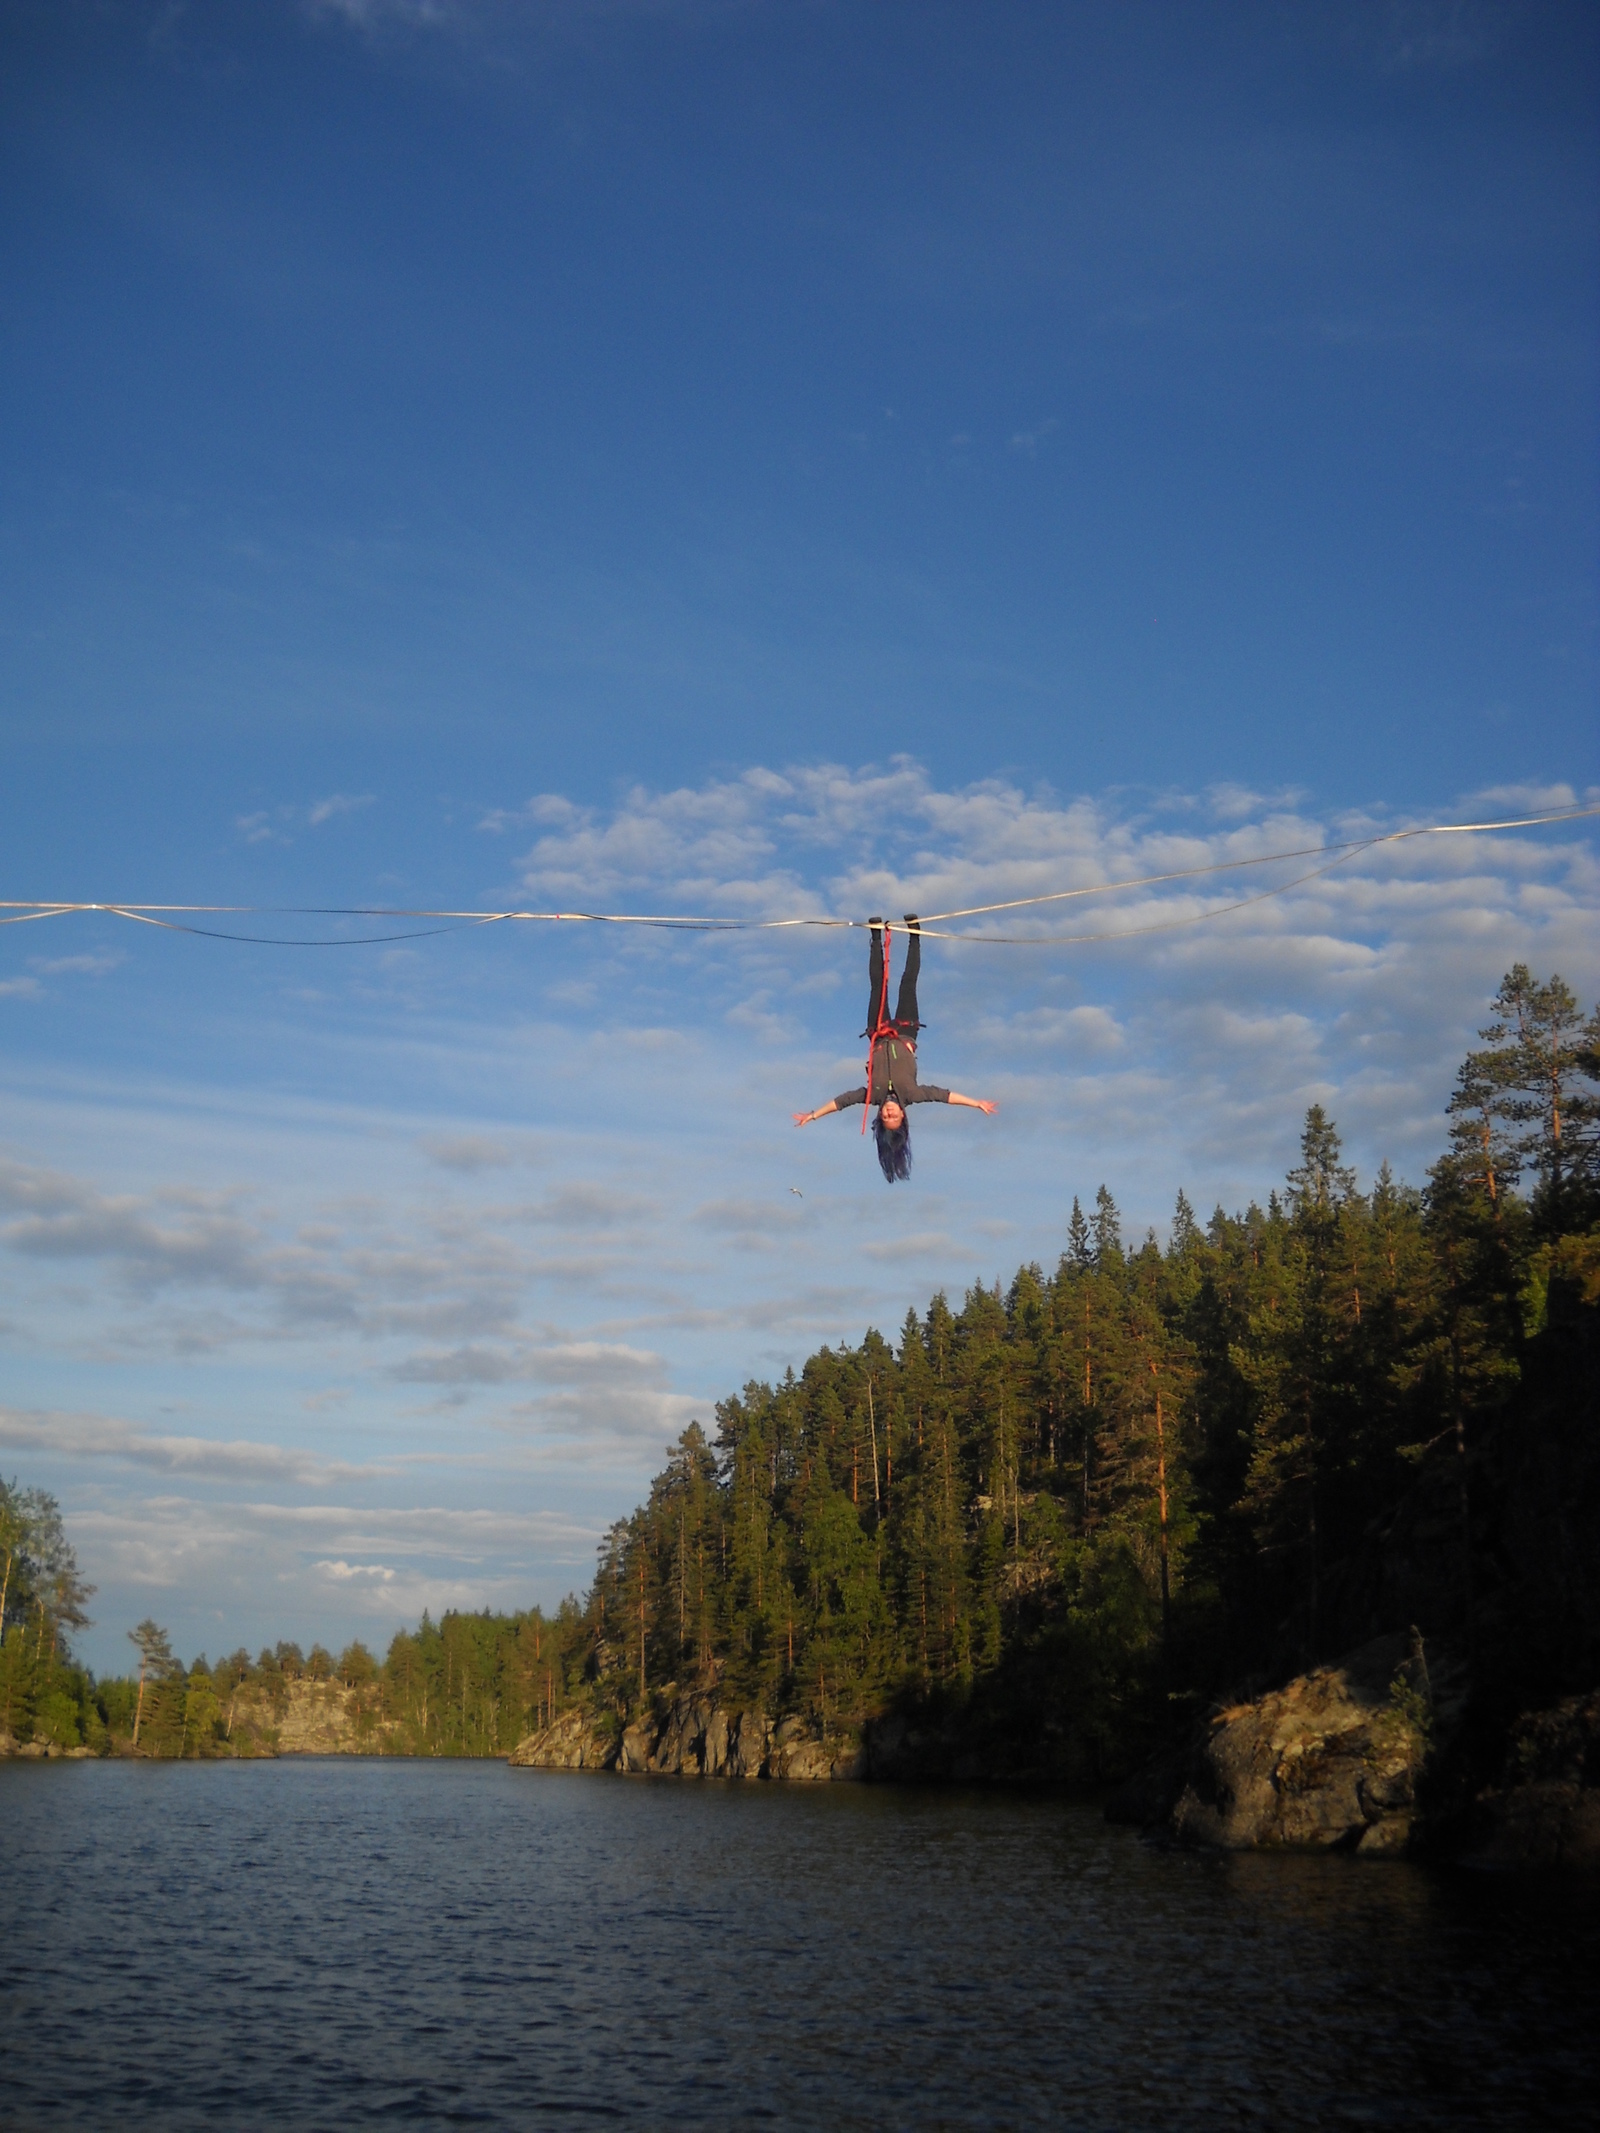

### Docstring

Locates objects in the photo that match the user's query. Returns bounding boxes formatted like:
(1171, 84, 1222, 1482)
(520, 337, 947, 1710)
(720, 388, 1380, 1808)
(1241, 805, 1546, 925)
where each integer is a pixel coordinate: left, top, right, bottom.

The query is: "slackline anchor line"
(0, 804, 1594, 949)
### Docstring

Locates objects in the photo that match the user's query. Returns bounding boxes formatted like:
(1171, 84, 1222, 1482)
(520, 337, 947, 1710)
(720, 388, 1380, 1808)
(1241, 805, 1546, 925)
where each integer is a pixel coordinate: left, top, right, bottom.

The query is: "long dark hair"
(873, 1108, 912, 1183)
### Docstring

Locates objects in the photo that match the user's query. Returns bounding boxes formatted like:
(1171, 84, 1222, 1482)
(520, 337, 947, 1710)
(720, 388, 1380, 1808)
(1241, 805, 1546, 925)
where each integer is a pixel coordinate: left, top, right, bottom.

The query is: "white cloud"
(61, 1490, 602, 1651)
(0, 1405, 397, 1485)
(304, 0, 453, 30)
(424, 1134, 516, 1172)
(860, 1231, 958, 1261)
(519, 1183, 660, 1230)
(236, 810, 285, 845)
(28, 952, 125, 978)
(308, 792, 376, 826)
(692, 1195, 807, 1244)
(504, 763, 1599, 960)
(236, 794, 376, 843)
(982, 1005, 1124, 1055)
(4, 764, 1596, 1671)
(0, 976, 42, 999)
(1008, 417, 1060, 455)
(496, 1382, 707, 1461)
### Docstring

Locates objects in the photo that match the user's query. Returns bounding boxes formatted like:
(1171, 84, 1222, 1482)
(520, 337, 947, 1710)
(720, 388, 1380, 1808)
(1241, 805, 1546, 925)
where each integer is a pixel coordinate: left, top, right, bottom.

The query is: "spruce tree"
(1067, 1195, 1092, 1268)
(1093, 1185, 1123, 1267)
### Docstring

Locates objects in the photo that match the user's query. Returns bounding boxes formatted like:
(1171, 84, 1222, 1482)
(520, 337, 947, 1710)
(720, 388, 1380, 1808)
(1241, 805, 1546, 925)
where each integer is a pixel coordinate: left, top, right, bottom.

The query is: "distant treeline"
(7, 964, 1597, 1771)
(3, 1563, 572, 1759)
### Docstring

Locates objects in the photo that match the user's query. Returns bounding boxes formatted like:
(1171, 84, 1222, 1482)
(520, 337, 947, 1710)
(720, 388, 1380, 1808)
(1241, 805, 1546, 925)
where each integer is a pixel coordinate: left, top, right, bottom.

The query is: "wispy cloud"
(424, 1134, 517, 1172)
(1373, 0, 1504, 72)
(63, 1491, 600, 1634)
(0, 1405, 398, 1485)
(392, 1337, 670, 1387)
(27, 952, 125, 978)
(236, 794, 377, 843)
(1008, 417, 1060, 456)
(309, 792, 376, 826)
(303, 0, 454, 30)
(507, 762, 1599, 965)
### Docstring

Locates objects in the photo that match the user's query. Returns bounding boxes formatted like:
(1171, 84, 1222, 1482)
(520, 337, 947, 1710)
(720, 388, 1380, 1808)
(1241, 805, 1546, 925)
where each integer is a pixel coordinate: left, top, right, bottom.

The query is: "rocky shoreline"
(1103, 1630, 1599, 1870)
(508, 1696, 864, 1781)
(1103, 1630, 1451, 1855)
(503, 1636, 1600, 1872)
(0, 1730, 96, 1760)
(9, 1649, 1595, 1869)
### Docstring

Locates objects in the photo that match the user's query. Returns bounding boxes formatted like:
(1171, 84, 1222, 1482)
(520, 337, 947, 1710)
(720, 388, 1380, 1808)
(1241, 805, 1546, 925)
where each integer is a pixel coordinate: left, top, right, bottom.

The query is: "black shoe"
(903, 912, 919, 927)
(868, 915, 884, 928)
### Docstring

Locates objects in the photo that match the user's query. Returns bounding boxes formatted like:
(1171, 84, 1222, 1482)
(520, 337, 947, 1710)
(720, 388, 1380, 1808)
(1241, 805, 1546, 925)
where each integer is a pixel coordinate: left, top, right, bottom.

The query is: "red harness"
(861, 921, 907, 1134)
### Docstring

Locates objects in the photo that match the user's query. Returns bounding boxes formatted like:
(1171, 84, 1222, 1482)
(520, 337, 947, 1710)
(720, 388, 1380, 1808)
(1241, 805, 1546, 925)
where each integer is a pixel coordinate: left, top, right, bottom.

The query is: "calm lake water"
(2, 1760, 1595, 2130)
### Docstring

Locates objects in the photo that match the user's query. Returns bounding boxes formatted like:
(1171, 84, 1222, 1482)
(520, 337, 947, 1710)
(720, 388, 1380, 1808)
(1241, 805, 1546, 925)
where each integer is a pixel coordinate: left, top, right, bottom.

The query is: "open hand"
(975, 1100, 998, 1115)
(792, 1111, 815, 1128)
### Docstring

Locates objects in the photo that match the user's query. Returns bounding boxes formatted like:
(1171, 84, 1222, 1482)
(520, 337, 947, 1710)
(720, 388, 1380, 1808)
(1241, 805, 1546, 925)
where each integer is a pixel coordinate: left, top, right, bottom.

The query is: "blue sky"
(1, 0, 1596, 1673)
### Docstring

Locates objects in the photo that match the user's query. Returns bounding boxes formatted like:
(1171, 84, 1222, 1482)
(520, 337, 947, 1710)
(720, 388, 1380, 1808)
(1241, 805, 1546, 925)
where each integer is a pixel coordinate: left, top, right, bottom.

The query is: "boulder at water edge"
(508, 1705, 618, 1770)
(1109, 1631, 1456, 1853)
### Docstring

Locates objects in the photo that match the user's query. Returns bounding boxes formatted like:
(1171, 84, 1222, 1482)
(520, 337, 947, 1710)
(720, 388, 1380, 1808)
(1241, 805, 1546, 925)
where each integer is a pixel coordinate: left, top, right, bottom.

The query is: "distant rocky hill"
(210, 1678, 401, 1758)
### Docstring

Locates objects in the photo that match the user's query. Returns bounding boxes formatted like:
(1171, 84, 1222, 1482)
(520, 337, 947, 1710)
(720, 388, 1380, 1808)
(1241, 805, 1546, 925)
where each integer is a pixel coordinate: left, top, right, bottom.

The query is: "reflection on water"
(1, 1760, 1594, 2129)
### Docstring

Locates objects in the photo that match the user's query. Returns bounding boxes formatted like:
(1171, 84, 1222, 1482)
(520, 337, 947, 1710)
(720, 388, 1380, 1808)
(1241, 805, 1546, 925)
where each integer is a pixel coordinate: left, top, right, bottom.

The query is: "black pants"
(867, 922, 920, 1033)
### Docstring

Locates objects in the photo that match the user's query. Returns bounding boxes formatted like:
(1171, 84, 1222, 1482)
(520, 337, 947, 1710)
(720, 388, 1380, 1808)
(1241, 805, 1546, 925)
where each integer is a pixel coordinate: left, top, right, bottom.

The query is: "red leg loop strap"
(861, 921, 893, 1134)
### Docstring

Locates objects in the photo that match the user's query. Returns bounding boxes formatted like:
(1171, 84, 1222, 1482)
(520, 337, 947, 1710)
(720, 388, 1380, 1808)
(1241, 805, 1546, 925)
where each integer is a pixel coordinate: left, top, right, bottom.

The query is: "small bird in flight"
(789, 1187, 803, 1198)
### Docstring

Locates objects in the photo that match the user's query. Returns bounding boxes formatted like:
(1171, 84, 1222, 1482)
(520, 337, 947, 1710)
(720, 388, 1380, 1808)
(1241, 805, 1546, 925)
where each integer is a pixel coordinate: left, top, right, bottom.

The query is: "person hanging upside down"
(793, 915, 997, 1182)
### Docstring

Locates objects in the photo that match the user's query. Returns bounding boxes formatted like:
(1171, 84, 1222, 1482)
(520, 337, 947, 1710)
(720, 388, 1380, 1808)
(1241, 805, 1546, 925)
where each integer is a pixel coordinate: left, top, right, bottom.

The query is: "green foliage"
(0, 1482, 96, 1750)
(183, 1670, 225, 1754)
(374, 1604, 569, 1754)
(96, 1677, 136, 1738)
(1449, 966, 1600, 1233)
(1383, 1668, 1433, 1753)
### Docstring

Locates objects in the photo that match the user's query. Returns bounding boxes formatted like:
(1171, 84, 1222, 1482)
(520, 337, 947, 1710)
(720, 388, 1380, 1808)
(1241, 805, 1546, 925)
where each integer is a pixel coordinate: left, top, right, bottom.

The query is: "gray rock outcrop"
(1109, 1631, 1456, 1853)
(507, 1704, 617, 1770)
(509, 1691, 856, 1781)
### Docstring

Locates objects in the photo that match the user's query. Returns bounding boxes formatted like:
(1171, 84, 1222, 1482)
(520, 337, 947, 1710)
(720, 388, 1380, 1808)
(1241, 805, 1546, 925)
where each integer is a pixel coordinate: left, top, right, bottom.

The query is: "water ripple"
(1, 1761, 1595, 2130)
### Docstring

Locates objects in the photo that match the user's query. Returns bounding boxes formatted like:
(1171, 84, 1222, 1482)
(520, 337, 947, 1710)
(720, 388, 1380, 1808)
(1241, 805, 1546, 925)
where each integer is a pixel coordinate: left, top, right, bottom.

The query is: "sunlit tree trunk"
(1150, 1363, 1171, 1656)
(866, 1381, 881, 1511)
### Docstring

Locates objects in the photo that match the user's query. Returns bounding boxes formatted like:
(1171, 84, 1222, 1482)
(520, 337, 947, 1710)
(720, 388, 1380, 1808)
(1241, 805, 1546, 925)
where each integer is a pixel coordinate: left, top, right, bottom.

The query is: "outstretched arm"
(947, 1092, 997, 1115)
(793, 1098, 841, 1127)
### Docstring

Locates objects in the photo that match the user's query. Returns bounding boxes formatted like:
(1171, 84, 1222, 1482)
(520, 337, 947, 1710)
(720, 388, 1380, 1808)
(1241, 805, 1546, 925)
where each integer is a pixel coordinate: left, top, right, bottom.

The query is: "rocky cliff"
(0, 1678, 396, 1759)
(509, 1691, 863, 1780)
(221, 1678, 398, 1756)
